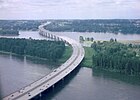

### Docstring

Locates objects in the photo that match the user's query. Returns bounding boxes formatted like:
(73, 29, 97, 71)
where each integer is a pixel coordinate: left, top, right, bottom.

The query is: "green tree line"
(46, 19, 140, 34)
(0, 38, 65, 61)
(91, 39, 140, 76)
(0, 30, 19, 35)
(0, 20, 44, 31)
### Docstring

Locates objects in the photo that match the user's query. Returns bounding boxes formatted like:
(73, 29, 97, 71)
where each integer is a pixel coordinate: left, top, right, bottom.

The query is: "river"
(40, 67, 140, 100)
(0, 31, 140, 41)
(52, 32, 140, 41)
(0, 31, 140, 99)
(0, 53, 57, 97)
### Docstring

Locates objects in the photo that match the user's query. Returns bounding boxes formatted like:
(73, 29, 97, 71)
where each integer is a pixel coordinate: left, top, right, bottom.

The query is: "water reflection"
(35, 67, 140, 100)
(32, 65, 81, 100)
(0, 53, 57, 97)
(92, 68, 140, 85)
(0, 31, 140, 99)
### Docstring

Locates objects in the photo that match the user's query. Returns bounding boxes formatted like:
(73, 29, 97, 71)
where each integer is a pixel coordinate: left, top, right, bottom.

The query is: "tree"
(79, 36, 84, 43)
(91, 41, 140, 76)
(0, 38, 66, 61)
(91, 37, 94, 42)
(110, 38, 114, 42)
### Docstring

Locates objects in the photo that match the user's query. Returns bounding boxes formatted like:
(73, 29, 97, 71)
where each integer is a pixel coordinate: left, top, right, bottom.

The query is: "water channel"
(0, 31, 140, 100)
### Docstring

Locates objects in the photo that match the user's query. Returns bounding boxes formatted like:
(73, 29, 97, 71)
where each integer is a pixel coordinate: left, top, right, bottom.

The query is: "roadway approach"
(3, 23, 85, 100)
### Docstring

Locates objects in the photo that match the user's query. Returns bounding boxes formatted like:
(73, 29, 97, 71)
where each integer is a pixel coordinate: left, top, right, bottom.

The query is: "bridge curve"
(3, 23, 85, 100)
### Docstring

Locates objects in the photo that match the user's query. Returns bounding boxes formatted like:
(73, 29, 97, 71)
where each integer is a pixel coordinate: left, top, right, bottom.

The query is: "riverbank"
(0, 46, 72, 66)
(0, 30, 19, 36)
(82, 40, 140, 47)
(58, 46, 72, 64)
(82, 40, 140, 77)
(119, 40, 140, 44)
(81, 39, 140, 67)
(81, 47, 94, 67)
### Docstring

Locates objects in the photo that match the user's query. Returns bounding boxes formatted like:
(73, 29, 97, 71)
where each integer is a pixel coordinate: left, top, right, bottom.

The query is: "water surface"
(0, 31, 140, 41)
(0, 54, 57, 97)
(53, 32, 140, 41)
(40, 67, 140, 100)
(0, 31, 140, 99)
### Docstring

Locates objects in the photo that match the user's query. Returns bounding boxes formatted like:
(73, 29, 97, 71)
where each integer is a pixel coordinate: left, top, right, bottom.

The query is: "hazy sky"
(0, 0, 140, 19)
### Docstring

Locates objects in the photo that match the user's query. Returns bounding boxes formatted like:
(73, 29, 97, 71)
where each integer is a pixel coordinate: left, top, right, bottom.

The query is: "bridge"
(3, 23, 85, 100)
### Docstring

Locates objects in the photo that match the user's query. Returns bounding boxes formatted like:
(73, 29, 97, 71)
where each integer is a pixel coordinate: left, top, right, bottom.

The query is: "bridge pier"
(39, 93, 42, 100)
(62, 77, 65, 81)
(42, 32, 45, 36)
(44, 33, 46, 37)
(46, 33, 49, 38)
(39, 93, 42, 97)
(50, 34, 53, 39)
(54, 35, 56, 40)
(46, 33, 48, 38)
(52, 85, 55, 92)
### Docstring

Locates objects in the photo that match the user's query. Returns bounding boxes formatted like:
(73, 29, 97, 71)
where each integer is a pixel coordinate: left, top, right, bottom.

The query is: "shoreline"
(82, 40, 140, 47)
(80, 40, 140, 67)
(0, 34, 19, 36)
(82, 41, 140, 78)
(0, 46, 72, 66)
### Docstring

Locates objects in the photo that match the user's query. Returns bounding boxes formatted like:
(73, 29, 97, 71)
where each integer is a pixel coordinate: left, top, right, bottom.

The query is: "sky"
(0, 0, 140, 19)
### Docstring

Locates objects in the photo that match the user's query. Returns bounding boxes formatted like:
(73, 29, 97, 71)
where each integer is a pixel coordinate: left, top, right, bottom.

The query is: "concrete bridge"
(3, 23, 85, 100)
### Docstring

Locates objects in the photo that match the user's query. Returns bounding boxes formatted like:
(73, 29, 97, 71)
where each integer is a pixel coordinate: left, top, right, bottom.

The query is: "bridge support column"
(48, 33, 50, 38)
(50, 34, 53, 39)
(62, 77, 64, 81)
(46, 33, 48, 37)
(46, 33, 49, 38)
(39, 93, 42, 100)
(61, 77, 65, 85)
(56, 37, 60, 41)
(54, 35, 56, 40)
(40, 93, 42, 97)
(52, 85, 55, 92)
(43, 32, 45, 36)
(45, 33, 47, 37)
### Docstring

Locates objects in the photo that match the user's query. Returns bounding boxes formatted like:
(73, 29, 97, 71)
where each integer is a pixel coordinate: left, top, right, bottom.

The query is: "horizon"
(0, 0, 140, 20)
(0, 18, 140, 20)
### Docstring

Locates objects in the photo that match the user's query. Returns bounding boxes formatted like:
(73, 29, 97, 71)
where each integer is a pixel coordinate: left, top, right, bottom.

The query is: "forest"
(46, 19, 140, 34)
(1, 20, 140, 34)
(0, 38, 65, 61)
(0, 20, 44, 31)
(91, 39, 140, 76)
(0, 30, 19, 35)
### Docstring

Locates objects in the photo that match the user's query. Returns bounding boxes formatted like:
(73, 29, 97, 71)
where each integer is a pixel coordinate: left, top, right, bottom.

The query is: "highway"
(3, 23, 85, 100)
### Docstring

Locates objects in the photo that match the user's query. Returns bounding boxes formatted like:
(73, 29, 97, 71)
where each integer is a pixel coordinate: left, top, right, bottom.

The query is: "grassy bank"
(81, 47, 94, 67)
(58, 46, 73, 64)
(59, 46, 94, 67)
(82, 41, 140, 67)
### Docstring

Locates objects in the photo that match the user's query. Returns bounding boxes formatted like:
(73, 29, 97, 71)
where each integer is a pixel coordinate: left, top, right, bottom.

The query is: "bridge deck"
(3, 24, 85, 100)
